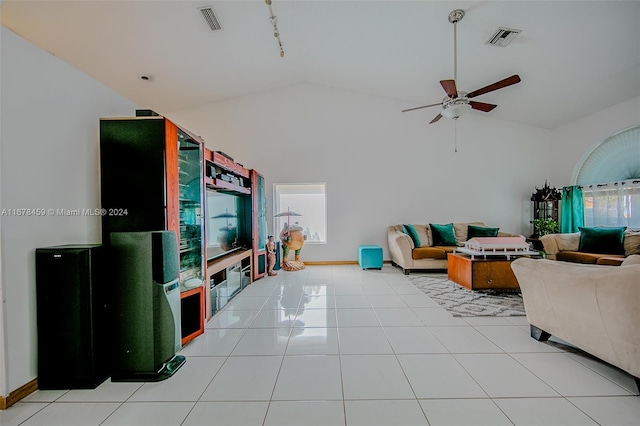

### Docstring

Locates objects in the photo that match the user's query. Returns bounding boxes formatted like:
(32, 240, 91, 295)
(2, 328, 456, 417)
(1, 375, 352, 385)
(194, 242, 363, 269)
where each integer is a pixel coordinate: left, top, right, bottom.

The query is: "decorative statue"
(266, 235, 278, 276)
(279, 222, 305, 271)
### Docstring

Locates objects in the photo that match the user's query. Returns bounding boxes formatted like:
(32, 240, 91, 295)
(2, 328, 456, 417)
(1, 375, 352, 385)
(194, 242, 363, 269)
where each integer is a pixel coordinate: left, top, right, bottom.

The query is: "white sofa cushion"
(557, 232, 580, 251)
(624, 230, 640, 256)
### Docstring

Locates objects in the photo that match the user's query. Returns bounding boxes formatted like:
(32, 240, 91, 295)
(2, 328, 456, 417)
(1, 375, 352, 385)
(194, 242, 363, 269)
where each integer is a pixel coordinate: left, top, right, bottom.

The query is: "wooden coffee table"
(447, 253, 520, 291)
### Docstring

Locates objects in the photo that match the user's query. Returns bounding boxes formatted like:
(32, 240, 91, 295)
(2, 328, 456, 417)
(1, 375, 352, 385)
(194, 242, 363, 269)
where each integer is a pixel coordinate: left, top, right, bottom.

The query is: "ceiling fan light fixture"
(441, 103, 471, 120)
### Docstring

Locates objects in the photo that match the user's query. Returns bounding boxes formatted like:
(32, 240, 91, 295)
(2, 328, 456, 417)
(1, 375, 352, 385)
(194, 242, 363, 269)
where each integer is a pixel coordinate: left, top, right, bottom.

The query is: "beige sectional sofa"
(511, 256, 640, 390)
(540, 229, 640, 265)
(387, 222, 520, 274)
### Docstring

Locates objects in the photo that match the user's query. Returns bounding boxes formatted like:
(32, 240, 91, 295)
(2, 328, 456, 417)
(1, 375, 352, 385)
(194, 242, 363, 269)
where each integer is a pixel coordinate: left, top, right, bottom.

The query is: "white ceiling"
(2, 0, 639, 129)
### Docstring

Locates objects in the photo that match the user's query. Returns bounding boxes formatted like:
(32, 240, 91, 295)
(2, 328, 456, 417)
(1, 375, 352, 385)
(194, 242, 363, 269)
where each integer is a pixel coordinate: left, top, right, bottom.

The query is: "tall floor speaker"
(35, 244, 109, 389)
(110, 231, 185, 381)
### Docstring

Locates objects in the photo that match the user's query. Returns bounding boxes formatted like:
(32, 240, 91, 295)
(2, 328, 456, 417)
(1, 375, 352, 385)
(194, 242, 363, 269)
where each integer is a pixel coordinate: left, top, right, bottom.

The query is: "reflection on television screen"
(206, 190, 247, 260)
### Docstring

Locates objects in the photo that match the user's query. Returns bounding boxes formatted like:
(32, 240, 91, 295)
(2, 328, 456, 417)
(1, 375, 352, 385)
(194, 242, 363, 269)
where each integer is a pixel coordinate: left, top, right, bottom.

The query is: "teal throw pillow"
(578, 226, 627, 255)
(430, 223, 457, 246)
(403, 224, 421, 247)
(467, 225, 499, 239)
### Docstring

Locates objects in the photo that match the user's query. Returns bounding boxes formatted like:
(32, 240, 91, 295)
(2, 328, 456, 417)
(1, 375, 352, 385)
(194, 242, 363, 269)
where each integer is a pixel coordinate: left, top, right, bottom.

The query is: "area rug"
(406, 274, 526, 317)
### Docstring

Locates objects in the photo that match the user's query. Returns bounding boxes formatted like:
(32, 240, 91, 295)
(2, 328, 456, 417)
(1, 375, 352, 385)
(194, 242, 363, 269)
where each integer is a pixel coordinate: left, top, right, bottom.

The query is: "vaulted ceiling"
(2, 1, 639, 129)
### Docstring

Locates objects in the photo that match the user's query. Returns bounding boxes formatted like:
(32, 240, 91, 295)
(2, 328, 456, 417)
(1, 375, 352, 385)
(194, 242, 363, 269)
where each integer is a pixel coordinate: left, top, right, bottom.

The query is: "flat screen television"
(206, 190, 250, 261)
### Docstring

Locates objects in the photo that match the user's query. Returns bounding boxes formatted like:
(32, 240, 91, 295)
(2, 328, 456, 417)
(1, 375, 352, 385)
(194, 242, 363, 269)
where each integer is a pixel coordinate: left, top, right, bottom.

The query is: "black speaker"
(152, 230, 179, 284)
(109, 231, 185, 382)
(35, 244, 109, 389)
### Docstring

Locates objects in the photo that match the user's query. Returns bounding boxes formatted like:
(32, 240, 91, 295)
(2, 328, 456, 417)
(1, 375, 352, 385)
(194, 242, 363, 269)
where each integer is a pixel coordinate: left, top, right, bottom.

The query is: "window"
(571, 125, 640, 229)
(573, 125, 640, 185)
(273, 183, 327, 244)
(582, 180, 640, 228)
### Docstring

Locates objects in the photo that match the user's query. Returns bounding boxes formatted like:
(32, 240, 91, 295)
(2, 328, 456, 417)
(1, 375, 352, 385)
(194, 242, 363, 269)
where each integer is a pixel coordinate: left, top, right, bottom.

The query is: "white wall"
(0, 26, 138, 395)
(550, 96, 640, 186)
(168, 83, 553, 261)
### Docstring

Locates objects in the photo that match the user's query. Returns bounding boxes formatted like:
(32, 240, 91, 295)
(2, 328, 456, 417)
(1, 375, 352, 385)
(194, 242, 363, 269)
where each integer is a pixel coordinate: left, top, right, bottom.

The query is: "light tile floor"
(2, 265, 639, 425)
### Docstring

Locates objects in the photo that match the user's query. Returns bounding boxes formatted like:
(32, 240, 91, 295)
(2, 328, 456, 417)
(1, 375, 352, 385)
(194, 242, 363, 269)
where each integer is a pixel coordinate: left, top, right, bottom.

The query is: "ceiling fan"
(402, 9, 521, 124)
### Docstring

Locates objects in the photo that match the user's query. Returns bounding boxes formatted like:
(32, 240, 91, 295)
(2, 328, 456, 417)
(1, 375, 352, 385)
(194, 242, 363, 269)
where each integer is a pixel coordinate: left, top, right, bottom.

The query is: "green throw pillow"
(430, 223, 457, 246)
(578, 226, 627, 255)
(403, 224, 421, 247)
(467, 225, 499, 239)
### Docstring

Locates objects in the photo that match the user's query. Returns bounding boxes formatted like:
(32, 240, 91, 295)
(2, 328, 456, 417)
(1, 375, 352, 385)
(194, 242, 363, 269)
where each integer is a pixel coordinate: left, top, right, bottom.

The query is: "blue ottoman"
(358, 245, 383, 270)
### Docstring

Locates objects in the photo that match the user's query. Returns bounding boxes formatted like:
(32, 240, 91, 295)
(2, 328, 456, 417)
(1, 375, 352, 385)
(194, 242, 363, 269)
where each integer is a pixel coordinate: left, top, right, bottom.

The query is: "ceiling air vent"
(199, 6, 222, 31)
(486, 27, 521, 47)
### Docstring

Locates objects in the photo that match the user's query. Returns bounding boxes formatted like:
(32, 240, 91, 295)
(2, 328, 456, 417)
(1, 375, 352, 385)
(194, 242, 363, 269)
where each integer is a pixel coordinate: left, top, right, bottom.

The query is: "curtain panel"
(561, 186, 584, 233)
(582, 180, 640, 228)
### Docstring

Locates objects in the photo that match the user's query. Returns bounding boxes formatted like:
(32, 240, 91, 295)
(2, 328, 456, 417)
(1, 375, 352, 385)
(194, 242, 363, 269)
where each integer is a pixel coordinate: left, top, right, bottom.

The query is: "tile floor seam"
(374, 311, 425, 405)
(96, 401, 129, 426)
(15, 402, 53, 426)
(266, 327, 293, 409)
(399, 274, 501, 403)
(336, 347, 348, 426)
(565, 353, 640, 395)
(505, 350, 633, 398)
(373, 292, 489, 426)
(562, 395, 609, 426)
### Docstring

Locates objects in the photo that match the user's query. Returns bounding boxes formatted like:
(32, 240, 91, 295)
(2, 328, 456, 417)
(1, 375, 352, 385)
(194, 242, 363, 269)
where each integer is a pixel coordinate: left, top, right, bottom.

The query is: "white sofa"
(540, 229, 640, 264)
(511, 255, 640, 390)
(387, 222, 519, 274)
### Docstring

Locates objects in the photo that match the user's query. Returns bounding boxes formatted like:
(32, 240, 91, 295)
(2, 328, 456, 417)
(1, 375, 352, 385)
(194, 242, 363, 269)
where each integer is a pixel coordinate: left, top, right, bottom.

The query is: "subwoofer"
(110, 231, 185, 381)
(35, 244, 109, 389)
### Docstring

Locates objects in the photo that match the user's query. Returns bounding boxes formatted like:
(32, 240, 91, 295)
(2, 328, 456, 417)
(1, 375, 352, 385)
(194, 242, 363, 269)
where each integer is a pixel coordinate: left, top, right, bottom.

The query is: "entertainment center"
(100, 111, 267, 346)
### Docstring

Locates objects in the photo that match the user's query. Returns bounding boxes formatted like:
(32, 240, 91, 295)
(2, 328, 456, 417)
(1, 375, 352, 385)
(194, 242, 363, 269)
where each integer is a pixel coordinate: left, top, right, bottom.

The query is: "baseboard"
(301, 260, 392, 266)
(0, 378, 38, 410)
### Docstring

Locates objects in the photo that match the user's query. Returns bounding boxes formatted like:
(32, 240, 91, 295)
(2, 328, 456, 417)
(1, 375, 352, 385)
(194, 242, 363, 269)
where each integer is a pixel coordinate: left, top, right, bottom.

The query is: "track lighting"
(265, 0, 285, 57)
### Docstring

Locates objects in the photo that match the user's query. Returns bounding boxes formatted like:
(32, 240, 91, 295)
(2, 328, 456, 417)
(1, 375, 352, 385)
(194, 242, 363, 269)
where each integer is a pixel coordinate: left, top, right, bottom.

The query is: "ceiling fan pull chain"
(454, 119, 458, 153)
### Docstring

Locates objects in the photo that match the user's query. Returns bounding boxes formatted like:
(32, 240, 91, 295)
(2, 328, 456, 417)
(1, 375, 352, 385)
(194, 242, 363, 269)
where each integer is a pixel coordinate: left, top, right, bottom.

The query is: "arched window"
(572, 125, 640, 228)
(572, 125, 640, 185)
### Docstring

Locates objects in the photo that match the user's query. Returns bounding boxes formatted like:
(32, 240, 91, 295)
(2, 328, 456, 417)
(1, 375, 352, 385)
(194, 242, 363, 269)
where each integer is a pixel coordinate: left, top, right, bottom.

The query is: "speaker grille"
(152, 231, 179, 284)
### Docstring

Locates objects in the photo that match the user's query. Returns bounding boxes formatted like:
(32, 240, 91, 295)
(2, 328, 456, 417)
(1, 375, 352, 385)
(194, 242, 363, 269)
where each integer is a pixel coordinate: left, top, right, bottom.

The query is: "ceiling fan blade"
(429, 113, 443, 124)
(467, 75, 521, 99)
(402, 103, 441, 113)
(440, 80, 458, 98)
(469, 101, 497, 112)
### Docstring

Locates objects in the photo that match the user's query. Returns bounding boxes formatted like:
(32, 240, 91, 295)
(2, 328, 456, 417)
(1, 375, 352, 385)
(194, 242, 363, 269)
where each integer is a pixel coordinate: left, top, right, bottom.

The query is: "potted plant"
(531, 218, 559, 237)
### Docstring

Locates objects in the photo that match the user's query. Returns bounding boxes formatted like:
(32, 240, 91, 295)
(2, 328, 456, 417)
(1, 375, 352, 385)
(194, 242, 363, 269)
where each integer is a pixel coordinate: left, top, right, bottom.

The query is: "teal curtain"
(561, 186, 584, 233)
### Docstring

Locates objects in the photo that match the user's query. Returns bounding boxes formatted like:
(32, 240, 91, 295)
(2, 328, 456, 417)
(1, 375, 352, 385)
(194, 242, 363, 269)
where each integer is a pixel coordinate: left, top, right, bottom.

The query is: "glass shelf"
(177, 130, 204, 289)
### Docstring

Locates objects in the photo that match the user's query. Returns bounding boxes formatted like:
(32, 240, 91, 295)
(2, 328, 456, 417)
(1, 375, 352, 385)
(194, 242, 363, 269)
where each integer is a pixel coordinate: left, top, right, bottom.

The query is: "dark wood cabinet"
(100, 115, 206, 345)
(101, 118, 266, 337)
(251, 170, 268, 280)
(202, 148, 266, 319)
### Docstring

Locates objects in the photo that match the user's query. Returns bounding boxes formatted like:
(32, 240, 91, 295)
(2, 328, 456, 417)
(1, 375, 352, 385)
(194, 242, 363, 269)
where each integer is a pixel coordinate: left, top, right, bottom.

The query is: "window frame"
(273, 182, 327, 245)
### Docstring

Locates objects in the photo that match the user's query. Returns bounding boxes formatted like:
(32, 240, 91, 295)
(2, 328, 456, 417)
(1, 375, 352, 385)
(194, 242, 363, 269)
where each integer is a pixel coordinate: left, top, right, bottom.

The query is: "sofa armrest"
(539, 234, 560, 259)
(622, 254, 640, 266)
(511, 258, 640, 378)
(387, 226, 413, 269)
